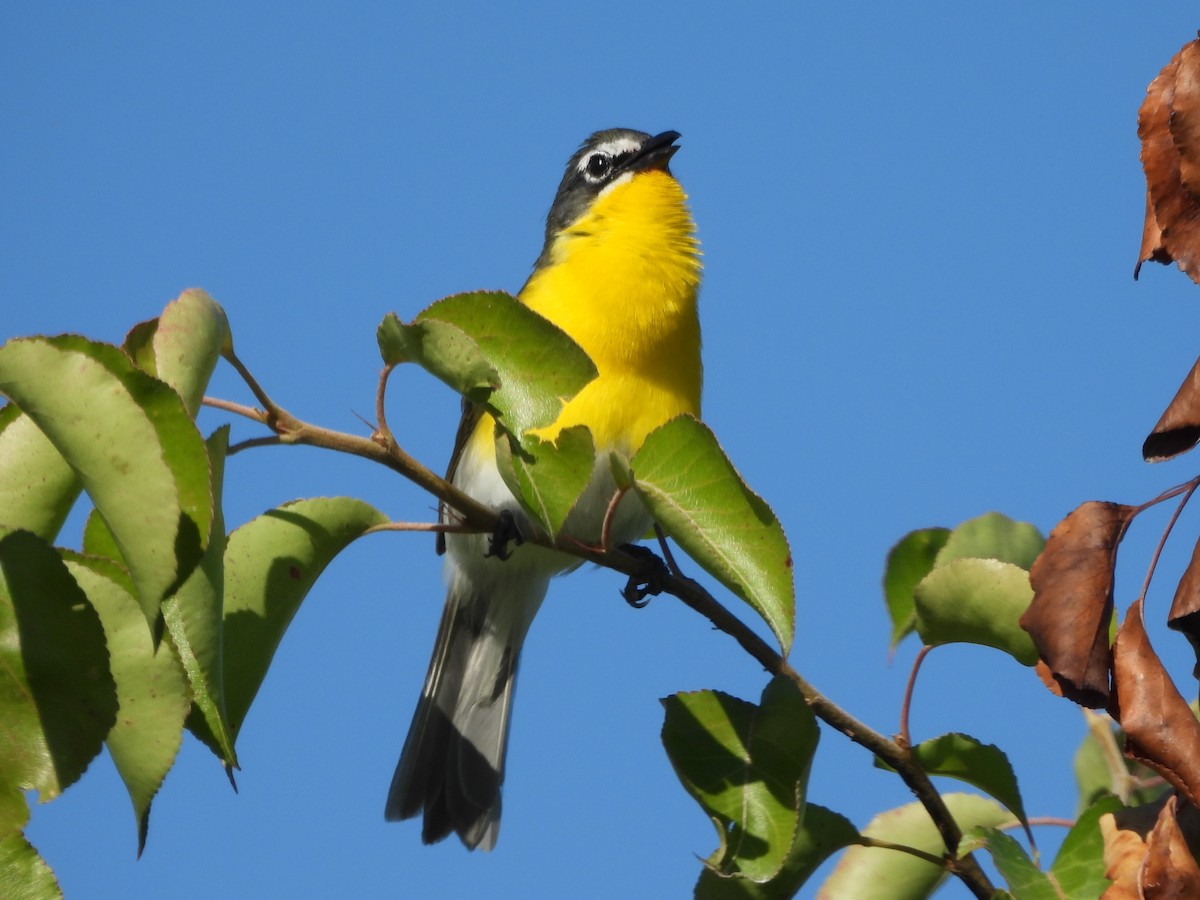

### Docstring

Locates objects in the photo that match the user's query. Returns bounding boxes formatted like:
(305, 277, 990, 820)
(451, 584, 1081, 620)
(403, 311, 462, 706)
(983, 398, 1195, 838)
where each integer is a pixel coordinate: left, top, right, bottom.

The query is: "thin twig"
(227, 435, 284, 455)
(210, 351, 499, 534)
(362, 521, 477, 536)
(1025, 817, 1075, 829)
(1132, 475, 1200, 517)
(598, 484, 627, 551)
(202, 395, 267, 422)
(1135, 478, 1199, 608)
(376, 363, 397, 448)
(653, 523, 684, 576)
(852, 835, 955, 869)
(223, 346, 277, 413)
(899, 645, 933, 748)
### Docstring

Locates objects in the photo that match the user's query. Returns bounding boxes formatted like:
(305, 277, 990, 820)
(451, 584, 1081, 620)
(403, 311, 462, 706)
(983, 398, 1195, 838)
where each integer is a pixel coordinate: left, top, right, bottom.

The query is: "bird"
(385, 128, 703, 850)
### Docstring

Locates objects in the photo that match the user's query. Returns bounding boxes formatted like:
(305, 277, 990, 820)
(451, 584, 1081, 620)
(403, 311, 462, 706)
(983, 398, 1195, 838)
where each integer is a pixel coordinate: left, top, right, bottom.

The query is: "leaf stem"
(1135, 477, 1199, 607)
(899, 645, 933, 749)
(852, 835, 953, 868)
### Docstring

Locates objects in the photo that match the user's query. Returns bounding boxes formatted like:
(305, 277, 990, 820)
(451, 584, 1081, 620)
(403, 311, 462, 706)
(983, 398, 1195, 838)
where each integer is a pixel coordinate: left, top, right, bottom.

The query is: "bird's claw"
(620, 543, 669, 608)
(485, 510, 524, 561)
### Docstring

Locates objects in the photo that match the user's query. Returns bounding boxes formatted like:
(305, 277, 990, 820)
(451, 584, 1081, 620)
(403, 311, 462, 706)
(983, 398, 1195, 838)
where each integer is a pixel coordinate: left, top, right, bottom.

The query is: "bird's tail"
(385, 568, 547, 850)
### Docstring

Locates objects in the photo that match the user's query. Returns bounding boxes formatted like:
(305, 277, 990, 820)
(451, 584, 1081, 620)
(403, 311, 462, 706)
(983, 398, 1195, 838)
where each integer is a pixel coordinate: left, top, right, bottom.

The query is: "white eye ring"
(577, 136, 642, 184)
(582, 152, 611, 182)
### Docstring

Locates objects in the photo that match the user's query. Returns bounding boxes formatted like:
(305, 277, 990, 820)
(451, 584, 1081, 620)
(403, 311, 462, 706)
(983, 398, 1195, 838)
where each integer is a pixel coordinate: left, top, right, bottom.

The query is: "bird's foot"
(619, 543, 670, 608)
(485, 510, 524, 561)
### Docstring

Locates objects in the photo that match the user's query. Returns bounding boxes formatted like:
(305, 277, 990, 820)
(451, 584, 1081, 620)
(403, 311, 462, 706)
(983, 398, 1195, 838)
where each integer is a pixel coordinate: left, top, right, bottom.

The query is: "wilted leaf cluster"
(988, 29, 1200, 897)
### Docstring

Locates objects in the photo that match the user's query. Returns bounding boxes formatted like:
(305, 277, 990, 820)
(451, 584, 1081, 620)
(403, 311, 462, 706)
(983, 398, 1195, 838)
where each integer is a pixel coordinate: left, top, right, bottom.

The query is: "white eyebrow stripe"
(575, 137, 643, 175)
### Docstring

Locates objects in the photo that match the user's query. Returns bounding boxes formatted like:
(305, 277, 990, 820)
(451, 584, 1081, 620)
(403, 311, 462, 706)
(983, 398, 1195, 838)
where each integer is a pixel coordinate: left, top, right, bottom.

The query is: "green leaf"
(377, 312, 498, 402)
(0, 406, 81, 542)
(494, 425, 595, 537)
(168, 428, 237, 768)
(0, 832, 62, 900)
(221, 497, 389, 740)
(696, 805, 857, 898)
(0, 783, 27, 840)
(400, 291, 598, 437)
(0, 336, 212, 630)
(0, 530, 117, 804)
(128, 289, 230, 417)
(899, 733, 1031, 841)
(818, 793, 1012, 899)
(631, 415, 794, 652)
(61, 553, 189, 856)
(968, 827, 1057, 899)
(662, 677, 817, 883)
(913, 557, 1038, 665)
(122, 319, 159, 376)
(81, 508, 124, 564)
(1050, 793, 1121, 898)
(936, 512, 1044, 570)
(884, 527, 951, 650)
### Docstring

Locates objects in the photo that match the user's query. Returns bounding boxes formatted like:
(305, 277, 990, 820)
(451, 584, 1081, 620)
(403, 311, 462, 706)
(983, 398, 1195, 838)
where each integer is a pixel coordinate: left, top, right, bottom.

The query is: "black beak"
(621, 130, 681, 175)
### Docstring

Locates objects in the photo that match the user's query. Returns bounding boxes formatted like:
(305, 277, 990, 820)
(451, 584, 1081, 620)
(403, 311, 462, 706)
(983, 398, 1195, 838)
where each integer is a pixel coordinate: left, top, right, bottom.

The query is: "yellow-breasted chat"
(386, 129, 703, 850)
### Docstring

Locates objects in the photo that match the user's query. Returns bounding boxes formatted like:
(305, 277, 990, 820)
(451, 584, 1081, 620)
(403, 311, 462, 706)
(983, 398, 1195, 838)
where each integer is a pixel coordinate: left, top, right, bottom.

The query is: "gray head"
(532, 129, 681, 270)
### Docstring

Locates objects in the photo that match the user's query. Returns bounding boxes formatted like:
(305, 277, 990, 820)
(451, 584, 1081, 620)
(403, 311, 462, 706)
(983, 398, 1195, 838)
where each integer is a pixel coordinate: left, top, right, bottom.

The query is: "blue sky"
(6, 5, 1200, 898)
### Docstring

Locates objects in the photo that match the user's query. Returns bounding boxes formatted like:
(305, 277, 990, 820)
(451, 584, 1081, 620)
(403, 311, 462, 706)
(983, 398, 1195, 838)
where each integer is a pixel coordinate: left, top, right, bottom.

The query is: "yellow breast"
(519, 169, 703, 452)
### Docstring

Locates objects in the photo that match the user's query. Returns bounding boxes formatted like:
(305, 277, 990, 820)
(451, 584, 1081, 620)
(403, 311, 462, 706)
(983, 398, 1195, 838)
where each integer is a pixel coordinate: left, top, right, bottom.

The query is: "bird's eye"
(584, 152, 611, 181)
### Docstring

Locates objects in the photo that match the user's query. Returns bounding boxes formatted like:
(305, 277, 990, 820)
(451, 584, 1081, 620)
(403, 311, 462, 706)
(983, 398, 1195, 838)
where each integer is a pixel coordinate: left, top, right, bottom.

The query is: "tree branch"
(203, 350, 996, 897)
(207, 348, 500, 534)
(555, 539, 995, 896)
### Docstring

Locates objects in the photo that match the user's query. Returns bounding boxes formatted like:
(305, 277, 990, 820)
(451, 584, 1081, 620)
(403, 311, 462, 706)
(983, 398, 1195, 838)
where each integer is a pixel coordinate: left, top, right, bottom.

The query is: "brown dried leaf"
(1136, 37, 1200, 284)
(1138, 52, 1181, 278)
(1101, 796, 1200, 899)
(1169, 533, 1200, 678)
(1144, 796, 1200, 898)
(1174, 45, 1200, 200)
(1102, 803, 1156, 899)
(1140, 190, 1174, 275)
(1144, 354, 1200, 461)
(1112, 599, 1200, 810)
(1020, 501, 1133, 707)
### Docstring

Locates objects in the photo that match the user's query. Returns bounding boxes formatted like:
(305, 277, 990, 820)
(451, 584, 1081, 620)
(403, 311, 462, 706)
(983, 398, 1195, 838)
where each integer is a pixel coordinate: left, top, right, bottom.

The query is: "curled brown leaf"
(1020, 501, 1133, 707)
(1169, 533, 1200, 678)
(1102, 795, 1200, 899)
(1112, 599, 1200, 811)
(1144, 354, 1200, 462)
(1143, 796, 1200, 898)
(1137, 36, 1200, 284)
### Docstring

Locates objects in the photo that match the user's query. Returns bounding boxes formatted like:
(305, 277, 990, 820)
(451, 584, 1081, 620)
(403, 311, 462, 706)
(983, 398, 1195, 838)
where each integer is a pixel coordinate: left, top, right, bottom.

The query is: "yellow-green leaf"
(0, 406, 81, 542)
(221, 497, 389, 740)
(62, 553, 189, 856)
(0, 336, 212, 630)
